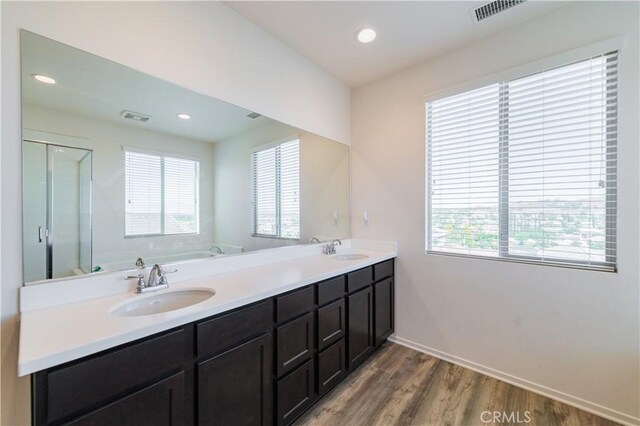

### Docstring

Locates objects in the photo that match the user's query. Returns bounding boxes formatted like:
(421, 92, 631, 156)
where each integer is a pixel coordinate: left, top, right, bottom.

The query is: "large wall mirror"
(21, 31, 350, 285)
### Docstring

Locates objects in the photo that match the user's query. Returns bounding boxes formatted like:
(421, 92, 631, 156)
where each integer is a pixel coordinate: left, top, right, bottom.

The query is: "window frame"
(124, 148, 200, 238)
(251, 136, 300, 240)
(424, 45, 620, 272)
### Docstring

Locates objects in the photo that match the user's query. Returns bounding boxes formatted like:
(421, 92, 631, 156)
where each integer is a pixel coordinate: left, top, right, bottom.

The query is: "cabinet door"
(317, 339, 346, 396)
(317, 299, 345, 351)
(67, 372, 185, 426)
(276, 359, 315, 426)
(276, 312, 314, 377)
(198, 334, 272, 426)
(374, 278, 394, 346)
(347, 286, 373, 369)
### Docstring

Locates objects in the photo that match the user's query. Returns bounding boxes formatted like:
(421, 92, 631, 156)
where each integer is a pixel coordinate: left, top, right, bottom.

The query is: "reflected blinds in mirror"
(125, 151, 200, 236)
(252, 139, 300, 239)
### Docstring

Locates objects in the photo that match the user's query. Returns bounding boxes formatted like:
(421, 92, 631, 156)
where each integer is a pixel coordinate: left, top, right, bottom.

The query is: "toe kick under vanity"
(18, 241, 396, 426)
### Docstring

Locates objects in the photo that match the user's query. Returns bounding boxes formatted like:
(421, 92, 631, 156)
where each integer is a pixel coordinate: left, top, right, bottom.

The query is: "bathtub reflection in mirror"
(21, 31, 350, 284)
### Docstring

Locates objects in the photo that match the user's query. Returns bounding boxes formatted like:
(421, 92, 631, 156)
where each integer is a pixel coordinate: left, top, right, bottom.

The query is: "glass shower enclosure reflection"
(23, 141, 92, 282)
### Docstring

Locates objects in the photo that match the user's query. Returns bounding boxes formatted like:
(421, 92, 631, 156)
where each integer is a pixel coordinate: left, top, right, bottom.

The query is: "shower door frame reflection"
(23, 139, 93, 282)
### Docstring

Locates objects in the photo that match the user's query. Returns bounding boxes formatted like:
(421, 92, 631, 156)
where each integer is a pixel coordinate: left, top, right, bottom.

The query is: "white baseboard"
(388, 335, 639, 426)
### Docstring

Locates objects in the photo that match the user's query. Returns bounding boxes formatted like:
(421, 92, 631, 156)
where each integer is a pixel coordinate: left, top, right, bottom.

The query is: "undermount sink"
(331, 253, 369, 261)
(110, 288, 215, 317)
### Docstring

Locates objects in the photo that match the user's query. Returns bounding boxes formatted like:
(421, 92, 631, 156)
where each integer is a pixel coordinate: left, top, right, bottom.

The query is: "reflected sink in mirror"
(331, 254, 369, 261)
(110, 289, 215, 317)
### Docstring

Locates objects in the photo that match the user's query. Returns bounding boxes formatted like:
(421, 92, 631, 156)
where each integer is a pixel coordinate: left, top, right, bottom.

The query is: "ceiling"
(21, 31, 273, 143)
(226, 1, 569, 87)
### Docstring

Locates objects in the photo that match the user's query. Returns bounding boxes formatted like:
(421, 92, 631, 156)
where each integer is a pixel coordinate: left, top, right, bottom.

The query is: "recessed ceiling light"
(177, 113, 191, 120)
(356, 28, 377, 43)
(32, 74, 56, 84)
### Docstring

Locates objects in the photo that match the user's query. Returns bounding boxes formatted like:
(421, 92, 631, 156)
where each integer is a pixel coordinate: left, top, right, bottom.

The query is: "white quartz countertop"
(18, 244, 396, 376)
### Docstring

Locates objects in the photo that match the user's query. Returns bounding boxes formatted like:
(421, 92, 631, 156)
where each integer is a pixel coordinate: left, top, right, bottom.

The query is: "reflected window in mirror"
(252, 138, 300, 239)
(125, 150, 200, 237)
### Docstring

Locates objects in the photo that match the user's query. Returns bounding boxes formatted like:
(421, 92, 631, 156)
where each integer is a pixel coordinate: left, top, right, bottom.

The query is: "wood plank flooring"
(296, 343, 619, 426)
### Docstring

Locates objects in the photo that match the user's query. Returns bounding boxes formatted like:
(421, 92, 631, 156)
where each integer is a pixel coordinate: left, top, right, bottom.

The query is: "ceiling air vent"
(473, 0, 527, 22)
(246, 112, 262, 119)
(121, 110, 151, 123)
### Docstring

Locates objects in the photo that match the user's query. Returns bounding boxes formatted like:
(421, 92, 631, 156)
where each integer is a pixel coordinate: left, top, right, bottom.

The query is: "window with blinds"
(252, 139, 300, 239)
(426, 51, 618, 271)
(125, 151, 199, 236)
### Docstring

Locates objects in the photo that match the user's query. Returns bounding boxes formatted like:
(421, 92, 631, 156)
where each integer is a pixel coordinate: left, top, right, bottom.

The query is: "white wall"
(351, 2, 639, 424)
(23, 104, 216, 272)
(2, 3, 350, 423)
(212, 121, 350, 252)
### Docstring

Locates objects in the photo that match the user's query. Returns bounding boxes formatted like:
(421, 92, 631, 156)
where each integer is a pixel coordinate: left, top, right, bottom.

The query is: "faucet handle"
(126, 273, 146, 291)
(159, 268, 177, 285)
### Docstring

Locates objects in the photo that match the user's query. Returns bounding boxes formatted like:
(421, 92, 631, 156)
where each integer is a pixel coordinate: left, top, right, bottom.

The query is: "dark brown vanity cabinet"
(347, 286, 374, 369)
(66, 372, 185, 426)
(374, 277, 394, 347)
(276, 312, 314, 377)
(198, 334, 272, 426)
(196, 301, 273, 426)
(317, 299, 345, 350)
(32, 258, 395, 426)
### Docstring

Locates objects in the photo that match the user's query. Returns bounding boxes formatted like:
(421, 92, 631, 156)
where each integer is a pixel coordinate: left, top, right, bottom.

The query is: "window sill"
(251, 234, 300, 242)
(425, 250, 616, 273)
(124, 232, 199, 239)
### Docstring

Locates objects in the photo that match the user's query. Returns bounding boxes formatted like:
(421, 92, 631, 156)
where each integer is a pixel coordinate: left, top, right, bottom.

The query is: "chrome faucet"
(322, 239, 342, 255)
(127, 263, 177, 294)
(208, 245, 224, 255)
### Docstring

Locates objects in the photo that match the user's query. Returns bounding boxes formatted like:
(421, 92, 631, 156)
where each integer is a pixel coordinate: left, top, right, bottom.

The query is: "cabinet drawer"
(374, 259, 394, 281)
(316, 276, 345, 306)
(317, 339, 346, 396)
(317, 299, 345, 351)
(276, 312, 314, 377)
(277, 359, 315, 426)
(45, 328, 185, 423)
(197, 301, 271, 359)
(276, 286, 314, 324)
(347, 266, 373, 293)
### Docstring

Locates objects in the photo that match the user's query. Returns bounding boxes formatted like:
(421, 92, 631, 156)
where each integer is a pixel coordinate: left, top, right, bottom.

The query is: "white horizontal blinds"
(252, 146, 278, 236)
(426, 50, 618, 270)
(279, 140, 300, 239)
(427, 84, 501, 256)
(252, 139, 300, 238)
(164, 157, 199, 234)
(125, 152, 162, 236)
(505, 52, 617, 269)
(125, 151, 200, 236)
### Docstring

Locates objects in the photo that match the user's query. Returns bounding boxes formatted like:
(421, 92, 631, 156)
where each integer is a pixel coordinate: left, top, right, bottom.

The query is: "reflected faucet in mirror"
(208, 245, 224, 255)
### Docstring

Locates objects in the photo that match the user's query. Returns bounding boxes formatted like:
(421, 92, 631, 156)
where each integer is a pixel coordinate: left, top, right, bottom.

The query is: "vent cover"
(246, 112, 262, 119)
(473, 0, 526, 22)
(121, 110, 151, 122)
